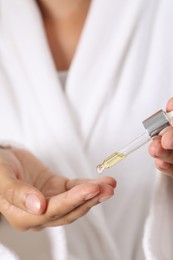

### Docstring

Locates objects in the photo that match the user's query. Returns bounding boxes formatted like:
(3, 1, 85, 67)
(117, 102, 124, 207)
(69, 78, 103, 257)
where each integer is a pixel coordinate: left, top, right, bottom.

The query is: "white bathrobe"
(0, 0, 173, 259)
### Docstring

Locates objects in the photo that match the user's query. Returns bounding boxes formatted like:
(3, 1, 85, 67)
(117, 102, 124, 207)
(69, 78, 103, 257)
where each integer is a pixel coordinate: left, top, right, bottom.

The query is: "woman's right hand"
(0, 146, 116, 231)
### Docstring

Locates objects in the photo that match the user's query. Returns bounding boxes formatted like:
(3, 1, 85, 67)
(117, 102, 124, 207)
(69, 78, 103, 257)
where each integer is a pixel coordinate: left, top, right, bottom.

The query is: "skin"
(148, 97, 173, 177)
(0, 0, 116, 231)
(36, 0, 91, 70)
(1, 0, 173, 232)
(0, 147, 116, 231)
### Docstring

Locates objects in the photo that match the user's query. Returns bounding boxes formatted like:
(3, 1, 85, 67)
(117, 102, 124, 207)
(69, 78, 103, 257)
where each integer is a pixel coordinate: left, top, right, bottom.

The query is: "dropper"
(97, 109, 173, 174)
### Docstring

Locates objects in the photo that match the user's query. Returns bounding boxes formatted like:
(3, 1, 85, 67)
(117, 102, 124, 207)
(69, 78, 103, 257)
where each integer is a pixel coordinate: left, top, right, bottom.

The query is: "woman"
(0, 0, 173, 259)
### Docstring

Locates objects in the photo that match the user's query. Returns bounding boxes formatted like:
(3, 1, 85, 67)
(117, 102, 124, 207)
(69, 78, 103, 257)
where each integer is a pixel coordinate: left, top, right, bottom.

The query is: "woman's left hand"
(148, 97, 173, 177)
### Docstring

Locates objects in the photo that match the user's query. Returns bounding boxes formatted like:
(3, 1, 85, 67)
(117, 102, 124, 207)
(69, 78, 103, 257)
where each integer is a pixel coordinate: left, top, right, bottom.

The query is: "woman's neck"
(36, 0, 91, 71)
(37, 0, 90, 20)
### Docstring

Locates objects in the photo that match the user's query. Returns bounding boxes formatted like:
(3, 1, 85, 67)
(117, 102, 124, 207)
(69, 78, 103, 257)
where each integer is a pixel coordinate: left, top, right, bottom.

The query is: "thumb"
(0, 168, 46, 215)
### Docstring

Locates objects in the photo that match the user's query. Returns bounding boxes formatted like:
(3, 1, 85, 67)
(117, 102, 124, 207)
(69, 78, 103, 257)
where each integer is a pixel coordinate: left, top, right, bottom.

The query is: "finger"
(45, 183, 101, 220)
(0, 183, 101, 230)
(66, 176, 116, 190)
(166, 97, 173, 112)
(38, 196, 104, 228)
(1, 182, 115, 231)
(0, 198, 43, 231)
(161, 127, 173, 150)
(148, 136, 163, 158)
(155, 159, 173, 177)
(37, 183, 115, 228)
(90, 176, 117, 188)
(166, 98, 173, 126)
(32, 195, 103, 230)
(149, 134, 173, 163)
(0, 167, 46, 215)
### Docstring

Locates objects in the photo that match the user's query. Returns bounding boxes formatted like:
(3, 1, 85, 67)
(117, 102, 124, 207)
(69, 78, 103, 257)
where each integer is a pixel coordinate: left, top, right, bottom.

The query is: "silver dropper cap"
(142, 110, 170, 137)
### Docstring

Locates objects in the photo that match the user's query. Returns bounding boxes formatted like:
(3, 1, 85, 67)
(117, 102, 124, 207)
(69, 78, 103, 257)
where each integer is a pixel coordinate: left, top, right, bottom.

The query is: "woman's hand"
(148, 97, 173, 177)
(0, 147, 116, 231)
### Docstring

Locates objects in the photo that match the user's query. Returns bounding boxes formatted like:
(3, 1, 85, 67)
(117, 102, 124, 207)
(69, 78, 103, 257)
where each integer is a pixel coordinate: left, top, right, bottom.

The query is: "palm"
(0, 147, 116, 230)
(10, 147, 68, 197)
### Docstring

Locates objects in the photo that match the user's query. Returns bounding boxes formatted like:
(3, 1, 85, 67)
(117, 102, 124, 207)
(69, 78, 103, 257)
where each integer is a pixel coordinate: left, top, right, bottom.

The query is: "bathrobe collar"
(0, 3, 125, 256)
(1, 0, 91, 178)
(1, 0, 145, 144)
(2, 1, 173, 259)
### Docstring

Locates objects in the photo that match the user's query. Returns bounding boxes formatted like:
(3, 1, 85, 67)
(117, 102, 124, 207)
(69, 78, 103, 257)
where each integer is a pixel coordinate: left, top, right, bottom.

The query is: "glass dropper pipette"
(97, 109, 173, 174)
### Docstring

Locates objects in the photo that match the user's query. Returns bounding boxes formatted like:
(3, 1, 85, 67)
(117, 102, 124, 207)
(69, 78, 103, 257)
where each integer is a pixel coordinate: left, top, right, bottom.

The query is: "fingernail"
(98, 195, 112, 203)
(25, 194, 41, 214)
(85, 191, 99, 200)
